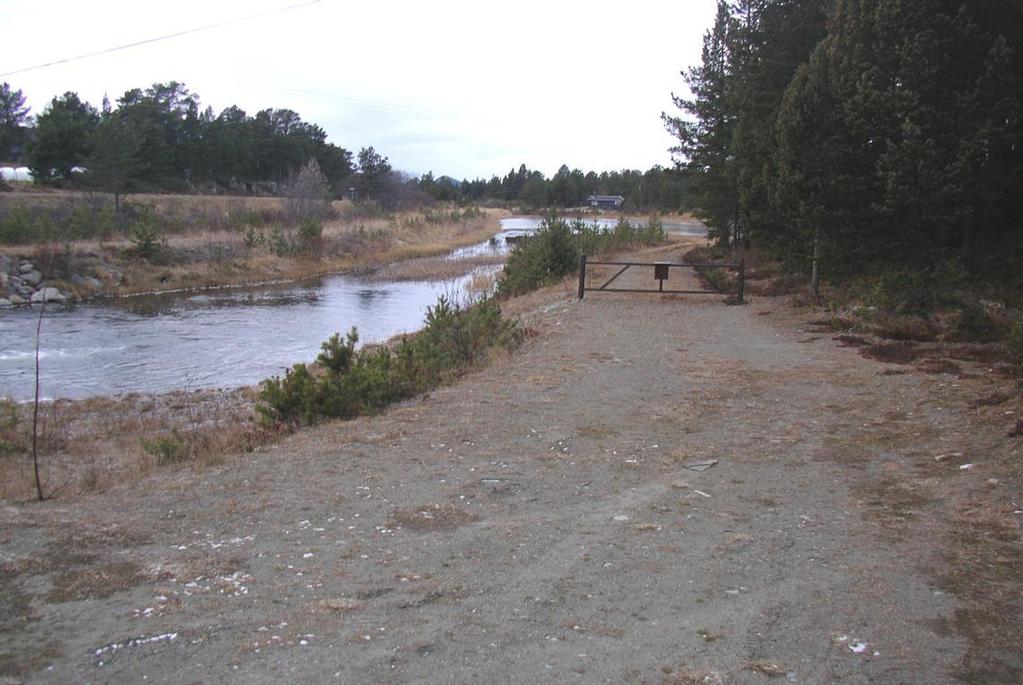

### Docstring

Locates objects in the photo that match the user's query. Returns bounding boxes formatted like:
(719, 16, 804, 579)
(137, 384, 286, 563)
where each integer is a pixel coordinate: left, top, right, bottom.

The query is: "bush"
(954, 303, 1005, 342)
(299, 217, 323, 241)
(128, 209, 166, 259)
(497, 213, 668, 297)
(1009, 321, 1023, 374)
(257, 295, 521, 427)
(0, 399, 23, 456)
(498, 215, 578, 296)
(142, 433, 189, 465)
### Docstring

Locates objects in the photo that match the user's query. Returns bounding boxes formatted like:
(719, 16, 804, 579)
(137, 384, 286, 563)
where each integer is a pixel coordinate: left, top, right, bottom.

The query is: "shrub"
(282, 159, 331, 223)
(497, 213, 668, 297)
(269, 226, 292, 256)
(257, 296, 520, 427)
(299, 217, 323, 241)
(1009, 321, 1023, 373)
(954, 303, 1004, 342)
(128, 209, 166, 259)
(243, 226, 265, 249)
(0, 399, 23, 455)
(256, 363, 319, 425)
(498, 215, 578, 296)
(142, 433, 189, 465)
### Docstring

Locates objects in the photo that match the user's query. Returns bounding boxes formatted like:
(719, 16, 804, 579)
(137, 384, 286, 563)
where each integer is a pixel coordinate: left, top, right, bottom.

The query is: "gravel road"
(1, 242, 1020, 683)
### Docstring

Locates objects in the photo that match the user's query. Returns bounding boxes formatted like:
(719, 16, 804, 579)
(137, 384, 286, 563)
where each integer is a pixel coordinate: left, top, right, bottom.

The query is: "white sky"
(0, 0, 716, 180)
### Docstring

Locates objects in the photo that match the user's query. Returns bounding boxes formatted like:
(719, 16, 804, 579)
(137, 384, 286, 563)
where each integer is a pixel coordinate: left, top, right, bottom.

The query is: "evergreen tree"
(27, 92, 99, 183)
(663, 1, 740, 246)
(0, 82, 30, 160)
(83, 113, 142, 214)
(355, 146, 392, 200)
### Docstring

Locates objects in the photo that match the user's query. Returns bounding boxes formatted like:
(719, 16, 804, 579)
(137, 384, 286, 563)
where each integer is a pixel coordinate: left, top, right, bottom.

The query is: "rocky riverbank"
(0, 255, 79, 307)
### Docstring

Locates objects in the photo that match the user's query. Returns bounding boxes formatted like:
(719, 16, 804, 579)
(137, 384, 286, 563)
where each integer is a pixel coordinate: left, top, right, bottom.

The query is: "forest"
(0, 81, 688, 213)
(664, 0, 1022, 289)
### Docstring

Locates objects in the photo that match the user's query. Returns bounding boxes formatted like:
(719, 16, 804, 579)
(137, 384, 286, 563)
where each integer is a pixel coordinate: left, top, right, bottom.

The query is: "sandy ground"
(1, 243, 1021, 684)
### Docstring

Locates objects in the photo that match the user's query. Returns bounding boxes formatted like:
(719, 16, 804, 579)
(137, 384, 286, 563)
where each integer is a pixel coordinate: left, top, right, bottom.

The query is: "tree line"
(0, 81, 406, 203)
(664, 0, 1022, 284)
(2, 81, 691, 214)
(423, 164, 691, 213)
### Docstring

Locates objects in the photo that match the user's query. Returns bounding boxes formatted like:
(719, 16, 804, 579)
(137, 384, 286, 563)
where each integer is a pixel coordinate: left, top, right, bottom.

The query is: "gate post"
(737, 258, 745, 304)
(578, 255, 587, 299)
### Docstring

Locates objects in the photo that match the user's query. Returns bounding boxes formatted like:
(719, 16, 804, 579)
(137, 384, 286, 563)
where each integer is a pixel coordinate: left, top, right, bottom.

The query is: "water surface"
(0, 215, 704, 400)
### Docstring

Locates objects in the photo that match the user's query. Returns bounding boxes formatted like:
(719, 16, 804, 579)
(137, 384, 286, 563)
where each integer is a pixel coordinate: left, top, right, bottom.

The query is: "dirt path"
(1, 244, 1020, 683)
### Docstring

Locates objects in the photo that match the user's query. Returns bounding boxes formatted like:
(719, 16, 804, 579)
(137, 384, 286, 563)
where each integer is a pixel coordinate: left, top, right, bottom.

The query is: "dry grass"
(47, 561, 144, 603)
(0, 388, 267, 502)
(861, 341, 923, 364)
(360, 253, 504, 283)
(1, 189, 507, 298)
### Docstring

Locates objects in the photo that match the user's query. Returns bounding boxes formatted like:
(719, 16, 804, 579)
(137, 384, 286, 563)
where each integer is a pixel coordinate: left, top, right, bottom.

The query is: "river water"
(0, 216, 705, 400)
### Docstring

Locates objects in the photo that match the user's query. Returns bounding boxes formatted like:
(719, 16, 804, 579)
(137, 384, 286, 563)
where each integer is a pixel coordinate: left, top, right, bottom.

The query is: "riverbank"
(0, 190, 506, 304)
(1, 237, 1019, 682)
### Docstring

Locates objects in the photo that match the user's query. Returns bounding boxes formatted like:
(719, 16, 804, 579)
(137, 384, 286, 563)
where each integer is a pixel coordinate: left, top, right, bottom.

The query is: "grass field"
(0, 189, 506, 297)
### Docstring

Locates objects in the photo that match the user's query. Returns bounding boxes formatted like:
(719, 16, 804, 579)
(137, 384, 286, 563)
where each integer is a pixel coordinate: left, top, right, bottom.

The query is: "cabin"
(587, 194, 625, 210)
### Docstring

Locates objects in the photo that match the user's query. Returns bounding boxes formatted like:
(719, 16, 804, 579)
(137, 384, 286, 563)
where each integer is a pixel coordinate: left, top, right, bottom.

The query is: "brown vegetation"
(0, 189, 506, 299)
(0, 389, 265, 501)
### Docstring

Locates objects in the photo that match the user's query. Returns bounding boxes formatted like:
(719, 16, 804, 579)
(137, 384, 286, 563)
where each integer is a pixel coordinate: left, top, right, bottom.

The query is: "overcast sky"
(0, 0, 716, 180)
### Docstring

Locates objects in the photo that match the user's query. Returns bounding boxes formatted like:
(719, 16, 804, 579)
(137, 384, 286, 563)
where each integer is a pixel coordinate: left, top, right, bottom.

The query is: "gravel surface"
(1, 243, 1020, 684)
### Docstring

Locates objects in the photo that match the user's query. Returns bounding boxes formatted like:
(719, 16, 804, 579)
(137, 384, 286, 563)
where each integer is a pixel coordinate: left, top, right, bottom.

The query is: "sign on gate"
(577, 256, 745, 302)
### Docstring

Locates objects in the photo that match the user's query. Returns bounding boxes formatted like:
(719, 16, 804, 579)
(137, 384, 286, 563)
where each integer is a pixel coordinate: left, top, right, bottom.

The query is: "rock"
(8, 294, 26, 305)
(0, 255, 12, 274)
(71, 274, 102, 289)
(30, 287, 66, 304)
(21, 270, 41, 286)
(18, 262, 33, 275)
(8, 275, 22, 287)
(0, 298, 11, 307)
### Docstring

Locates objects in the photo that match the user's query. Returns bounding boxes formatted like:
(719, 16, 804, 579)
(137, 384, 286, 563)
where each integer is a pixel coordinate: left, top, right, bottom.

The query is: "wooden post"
(810, 229, 820, 304)
(738, 258, 745, 304)
(578, 255, 587, 299)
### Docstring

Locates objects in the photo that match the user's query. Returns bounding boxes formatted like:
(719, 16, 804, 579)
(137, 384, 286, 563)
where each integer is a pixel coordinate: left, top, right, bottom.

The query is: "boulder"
(21, 270, 42, 286)
(0, 255, 12, 274)
(18, 262, 34, 275)
(0, 298, 11, 307)
(70, 274, 103, 289)
(8, 294, 26, 305)
(30, 288, 66, 304)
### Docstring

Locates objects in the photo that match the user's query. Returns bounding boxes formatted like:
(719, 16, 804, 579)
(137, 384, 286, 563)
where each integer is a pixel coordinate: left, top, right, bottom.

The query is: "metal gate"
(577, 255, 744, 303)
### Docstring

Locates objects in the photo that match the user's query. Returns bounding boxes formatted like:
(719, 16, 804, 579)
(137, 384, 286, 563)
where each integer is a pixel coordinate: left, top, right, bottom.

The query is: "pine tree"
(663, 1, 740, 247)
(27, 92, 99, 183)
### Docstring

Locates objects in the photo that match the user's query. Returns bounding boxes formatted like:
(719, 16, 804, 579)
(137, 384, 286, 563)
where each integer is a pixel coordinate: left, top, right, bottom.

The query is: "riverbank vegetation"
(667, 0, 1023, 363)
(497, 214, 667, 296)
(0, 293, 522, 500)
(258, 296, 521, 427)
(0, 187, 501, 299)
(0, 388, 266, 501)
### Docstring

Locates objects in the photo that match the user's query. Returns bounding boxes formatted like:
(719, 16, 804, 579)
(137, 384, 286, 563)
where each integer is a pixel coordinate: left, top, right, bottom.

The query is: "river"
(0, 216, 705, 400)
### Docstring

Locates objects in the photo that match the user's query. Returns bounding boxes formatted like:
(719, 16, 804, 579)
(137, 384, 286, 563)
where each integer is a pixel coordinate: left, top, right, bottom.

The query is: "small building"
(587, 194, 625, 210)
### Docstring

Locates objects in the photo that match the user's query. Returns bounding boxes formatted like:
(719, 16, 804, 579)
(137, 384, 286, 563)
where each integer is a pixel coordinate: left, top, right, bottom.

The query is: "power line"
(0, 1, 322, 78)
